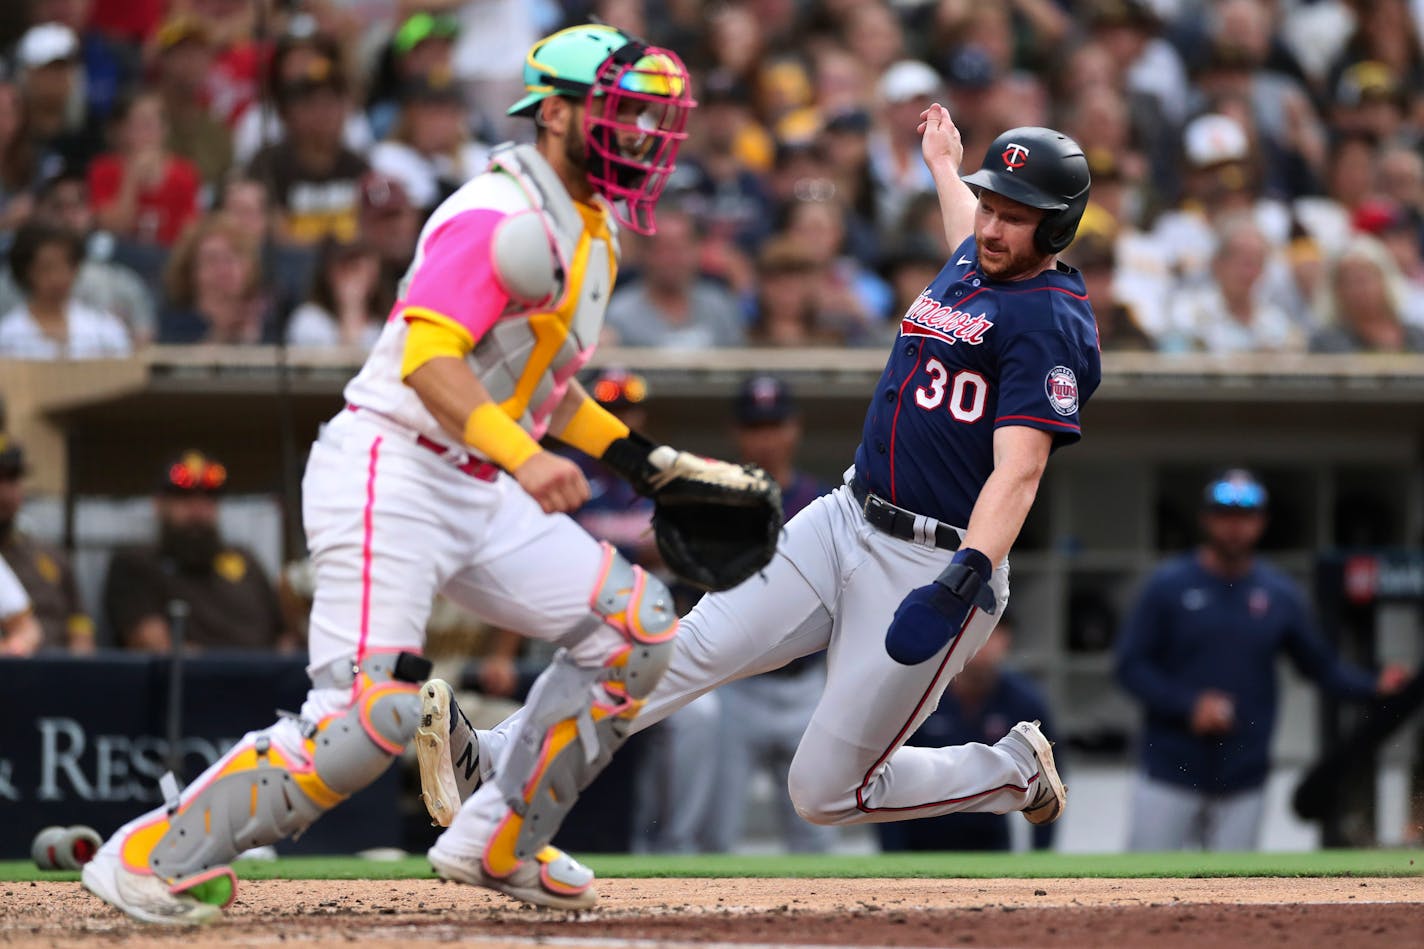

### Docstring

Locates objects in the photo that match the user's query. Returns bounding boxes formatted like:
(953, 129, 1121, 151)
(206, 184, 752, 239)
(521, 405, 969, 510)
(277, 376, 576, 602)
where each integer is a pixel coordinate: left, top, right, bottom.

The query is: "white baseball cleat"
(1002, 719, 1067, 825)
(81, 846, 222, 926)
(428, 843, 598, 910)
(415, 679, 481, 827)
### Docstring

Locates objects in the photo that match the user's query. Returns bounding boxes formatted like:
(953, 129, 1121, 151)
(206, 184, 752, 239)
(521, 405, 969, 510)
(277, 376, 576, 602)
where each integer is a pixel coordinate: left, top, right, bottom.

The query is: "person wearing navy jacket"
(1116, 469, 1411, 850)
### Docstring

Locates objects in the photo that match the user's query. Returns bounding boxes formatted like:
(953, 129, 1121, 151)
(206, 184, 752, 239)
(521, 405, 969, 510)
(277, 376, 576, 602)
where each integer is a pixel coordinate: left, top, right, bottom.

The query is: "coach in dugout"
(1115, 469, 1411, 850)
(102, 450, 288, 652)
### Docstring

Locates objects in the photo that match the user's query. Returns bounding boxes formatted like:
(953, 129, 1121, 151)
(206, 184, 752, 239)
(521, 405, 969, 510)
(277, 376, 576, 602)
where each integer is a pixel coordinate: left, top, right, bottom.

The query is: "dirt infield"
(3, 877, 1421, 947)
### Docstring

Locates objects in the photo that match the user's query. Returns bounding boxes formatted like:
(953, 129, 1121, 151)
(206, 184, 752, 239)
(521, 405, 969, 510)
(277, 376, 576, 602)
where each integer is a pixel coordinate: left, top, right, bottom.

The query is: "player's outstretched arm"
(548, 379, 632, 460)
(919, 102, 977, 250)
(958, 426, 1053, 567)
(885, 426, 1052, 665)
(547, 380, 692, 499)
(549, 383, 781, 592)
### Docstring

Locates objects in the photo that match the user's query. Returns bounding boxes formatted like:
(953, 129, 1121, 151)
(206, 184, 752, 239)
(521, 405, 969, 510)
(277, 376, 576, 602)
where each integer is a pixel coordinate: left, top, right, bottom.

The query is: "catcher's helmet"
(961, 127, 1091, 255)
(506, 24, 695, 235)
(508, 24, 630, 118)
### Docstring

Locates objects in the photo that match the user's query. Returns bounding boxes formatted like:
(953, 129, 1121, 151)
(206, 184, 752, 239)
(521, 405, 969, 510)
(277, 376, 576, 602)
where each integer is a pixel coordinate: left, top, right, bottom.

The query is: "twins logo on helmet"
(1001, 143, 1030, 170)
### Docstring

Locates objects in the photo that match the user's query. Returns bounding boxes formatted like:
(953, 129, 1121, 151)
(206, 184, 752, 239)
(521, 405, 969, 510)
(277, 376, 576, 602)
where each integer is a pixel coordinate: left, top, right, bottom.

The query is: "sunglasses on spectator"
(592, 373, 648, 406)
(1206, 481, 1266, 511)
(166, 453, 228, 493)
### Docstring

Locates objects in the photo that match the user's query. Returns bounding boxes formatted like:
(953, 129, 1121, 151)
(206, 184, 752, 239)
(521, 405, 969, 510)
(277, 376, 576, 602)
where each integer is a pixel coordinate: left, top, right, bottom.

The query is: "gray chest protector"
(456, 144, 621, 442)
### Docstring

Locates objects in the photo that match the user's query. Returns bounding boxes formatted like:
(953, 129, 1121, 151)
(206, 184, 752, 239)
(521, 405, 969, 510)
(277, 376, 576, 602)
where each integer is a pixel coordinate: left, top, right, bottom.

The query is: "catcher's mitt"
(644, 446, 782, 592)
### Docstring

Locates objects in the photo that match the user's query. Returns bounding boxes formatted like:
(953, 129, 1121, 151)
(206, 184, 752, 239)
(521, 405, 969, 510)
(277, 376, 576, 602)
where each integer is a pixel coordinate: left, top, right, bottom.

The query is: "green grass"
(4, 849, 1421, 883)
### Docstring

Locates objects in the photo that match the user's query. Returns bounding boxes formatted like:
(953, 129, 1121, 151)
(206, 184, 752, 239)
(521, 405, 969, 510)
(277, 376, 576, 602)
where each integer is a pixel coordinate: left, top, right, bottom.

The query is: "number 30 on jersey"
(914, 359, 987, 422)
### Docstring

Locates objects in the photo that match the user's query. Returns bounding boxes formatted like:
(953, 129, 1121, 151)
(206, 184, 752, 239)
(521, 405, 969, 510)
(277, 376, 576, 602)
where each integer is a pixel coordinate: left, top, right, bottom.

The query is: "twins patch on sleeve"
(1045, 366, 1078, 416)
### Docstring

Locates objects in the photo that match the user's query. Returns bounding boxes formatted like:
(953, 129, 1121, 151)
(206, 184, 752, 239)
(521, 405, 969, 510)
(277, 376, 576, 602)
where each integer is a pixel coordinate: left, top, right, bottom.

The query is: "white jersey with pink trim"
(343, 143, 619, 457)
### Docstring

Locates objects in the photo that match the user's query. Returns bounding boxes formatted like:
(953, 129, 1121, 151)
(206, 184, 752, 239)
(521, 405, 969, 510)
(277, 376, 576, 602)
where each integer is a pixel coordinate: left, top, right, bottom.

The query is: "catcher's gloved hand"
(885, 547, 997, 665)
(603, 435, 782, 592)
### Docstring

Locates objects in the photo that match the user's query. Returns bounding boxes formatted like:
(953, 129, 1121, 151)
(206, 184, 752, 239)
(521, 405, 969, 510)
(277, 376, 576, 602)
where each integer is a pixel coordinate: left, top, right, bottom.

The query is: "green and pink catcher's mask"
(508, 24, 696, 235)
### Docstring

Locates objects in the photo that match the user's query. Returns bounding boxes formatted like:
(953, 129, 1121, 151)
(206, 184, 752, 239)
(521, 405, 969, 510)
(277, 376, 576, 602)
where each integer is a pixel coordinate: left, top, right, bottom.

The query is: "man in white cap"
(27, 0, 136, 121)
(13, 21, 102, 168)
(1151, 112, 1348, 290)
(868, 60, 943, 228)
(1150, 113, 1277, 286)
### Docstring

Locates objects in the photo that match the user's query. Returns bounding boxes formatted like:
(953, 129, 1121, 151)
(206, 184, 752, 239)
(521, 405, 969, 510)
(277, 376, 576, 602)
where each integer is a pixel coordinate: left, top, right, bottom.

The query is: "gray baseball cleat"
(81, 846, 223, 926)
(1000, 720, 1067, 825)
(427, 842, 597, 910)
(415, 679, 482, 827)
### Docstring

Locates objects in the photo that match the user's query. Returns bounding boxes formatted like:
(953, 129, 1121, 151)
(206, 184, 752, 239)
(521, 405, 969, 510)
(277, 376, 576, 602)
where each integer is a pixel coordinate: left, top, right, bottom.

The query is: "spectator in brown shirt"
(246, 41, 369, 247)
(0, 435, 93, 653)
(102, 450, 288, 653)
(747, 237, 838, 347)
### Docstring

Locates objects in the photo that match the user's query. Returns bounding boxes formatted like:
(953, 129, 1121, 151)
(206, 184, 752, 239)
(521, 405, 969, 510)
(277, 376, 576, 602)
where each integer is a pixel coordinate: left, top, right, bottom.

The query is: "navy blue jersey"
(1116, 553, 1378, 793)
(854, 236, 1102, 526)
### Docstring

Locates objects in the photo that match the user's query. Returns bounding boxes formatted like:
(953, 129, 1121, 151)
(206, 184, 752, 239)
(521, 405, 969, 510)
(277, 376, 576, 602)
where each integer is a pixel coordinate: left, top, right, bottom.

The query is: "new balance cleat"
(1001, 719, 1067, 825)
(416, 679, 482, 827)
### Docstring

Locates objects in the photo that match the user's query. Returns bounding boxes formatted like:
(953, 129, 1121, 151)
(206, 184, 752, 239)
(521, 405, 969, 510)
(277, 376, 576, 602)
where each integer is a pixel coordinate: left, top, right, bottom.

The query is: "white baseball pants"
(302, 410, 626, 672)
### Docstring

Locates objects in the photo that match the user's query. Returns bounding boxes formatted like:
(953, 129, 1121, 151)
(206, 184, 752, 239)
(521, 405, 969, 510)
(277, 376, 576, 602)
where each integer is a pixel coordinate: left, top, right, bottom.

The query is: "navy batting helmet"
(961, 127, 1091, 255)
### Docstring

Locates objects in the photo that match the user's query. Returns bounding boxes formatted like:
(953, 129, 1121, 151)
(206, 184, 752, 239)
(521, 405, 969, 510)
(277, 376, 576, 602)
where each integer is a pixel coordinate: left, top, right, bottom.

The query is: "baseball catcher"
(81, 23, 773, 926)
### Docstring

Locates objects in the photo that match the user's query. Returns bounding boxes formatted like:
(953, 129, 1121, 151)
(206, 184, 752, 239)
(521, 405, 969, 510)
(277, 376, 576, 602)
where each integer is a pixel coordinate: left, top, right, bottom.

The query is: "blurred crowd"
(0, 0, 1421, 357)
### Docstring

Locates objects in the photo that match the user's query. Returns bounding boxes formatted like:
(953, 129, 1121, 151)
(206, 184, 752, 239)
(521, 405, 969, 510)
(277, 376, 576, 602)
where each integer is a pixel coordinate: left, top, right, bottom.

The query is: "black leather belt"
(849, 477, 960, 551)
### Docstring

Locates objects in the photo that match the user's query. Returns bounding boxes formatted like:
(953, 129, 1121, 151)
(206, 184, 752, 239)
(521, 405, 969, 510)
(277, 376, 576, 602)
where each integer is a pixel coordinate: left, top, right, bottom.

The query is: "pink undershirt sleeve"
(400, 208, 512, 342)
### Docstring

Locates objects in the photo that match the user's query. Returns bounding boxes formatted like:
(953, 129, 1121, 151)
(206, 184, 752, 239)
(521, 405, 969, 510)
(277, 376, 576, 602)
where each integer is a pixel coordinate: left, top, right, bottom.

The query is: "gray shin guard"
(145, 652, 425, 882)
(496, 652, 623, 862)
(494, 548, 677, 863)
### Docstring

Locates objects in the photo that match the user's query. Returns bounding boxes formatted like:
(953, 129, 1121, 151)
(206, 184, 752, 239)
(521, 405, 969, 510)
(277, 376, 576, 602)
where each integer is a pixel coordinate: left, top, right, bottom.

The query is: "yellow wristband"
(556, 398, 631, 458)
(464, 403, 542, 472)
